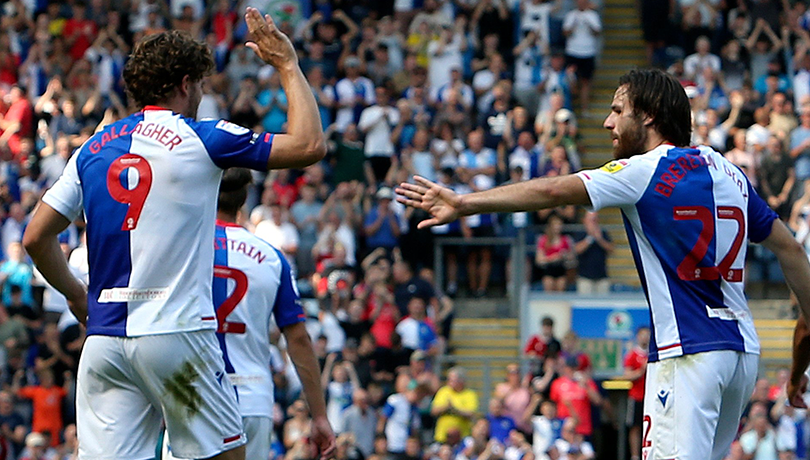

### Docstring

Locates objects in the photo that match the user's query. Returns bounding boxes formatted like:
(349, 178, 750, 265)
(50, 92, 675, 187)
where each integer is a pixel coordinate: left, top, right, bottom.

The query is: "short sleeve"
(42, 152, 83, 221)
(746, 180, 778, 243)
(188, 119, 273, 170)
(382, 401, 395, 418)
(575, 157, 657, 211)
(272, 248, 305, 329)
(432, 388, 449, 409)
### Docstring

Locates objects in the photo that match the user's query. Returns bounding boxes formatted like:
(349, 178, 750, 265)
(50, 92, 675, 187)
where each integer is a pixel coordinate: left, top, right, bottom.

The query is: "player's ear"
(178, 75, 192, 97)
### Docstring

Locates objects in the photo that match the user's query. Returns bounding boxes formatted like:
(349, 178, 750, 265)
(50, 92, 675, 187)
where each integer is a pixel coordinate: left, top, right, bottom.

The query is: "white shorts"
(161, 417, 270, 460)
(642, 350, 758, 460)
(77, 331, 246, 460)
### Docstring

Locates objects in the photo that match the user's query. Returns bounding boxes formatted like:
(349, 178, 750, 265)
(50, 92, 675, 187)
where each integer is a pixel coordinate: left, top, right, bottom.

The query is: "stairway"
(444, 318, 521, 401)
(577, 0, 648, 288)
(755, 318, 795, 381)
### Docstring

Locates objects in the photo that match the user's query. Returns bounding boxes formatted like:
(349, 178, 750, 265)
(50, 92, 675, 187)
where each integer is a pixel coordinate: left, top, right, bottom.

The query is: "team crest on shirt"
(600, 160, 630, 173)
(216, 120, 250, 136)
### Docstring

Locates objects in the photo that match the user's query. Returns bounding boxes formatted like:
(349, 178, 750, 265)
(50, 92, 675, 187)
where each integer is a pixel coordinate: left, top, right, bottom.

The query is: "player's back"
(578, 144, 778, 362)
(214, 221, 303, 418)
(625, 145, 776, 360)
(43, 107, 274, 337)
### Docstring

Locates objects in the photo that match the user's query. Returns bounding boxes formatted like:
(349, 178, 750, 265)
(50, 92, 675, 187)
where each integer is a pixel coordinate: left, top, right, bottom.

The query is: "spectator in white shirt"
(548, 417, 595, 460)
(254, 203, 300, 269)
(358, 87, 400, 185)
(563, 0, 601, 114)
(683, 36, 721, 84)
(427, 22, 467, 91)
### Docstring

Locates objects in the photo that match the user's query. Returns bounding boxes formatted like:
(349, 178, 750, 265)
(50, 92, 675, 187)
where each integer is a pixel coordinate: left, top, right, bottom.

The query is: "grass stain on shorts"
(164, 361, 203, 419)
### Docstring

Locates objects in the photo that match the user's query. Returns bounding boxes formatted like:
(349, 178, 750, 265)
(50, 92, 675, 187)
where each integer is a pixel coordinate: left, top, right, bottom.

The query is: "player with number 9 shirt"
(396, 68, 810, 460)
(22, 9, 334, 460)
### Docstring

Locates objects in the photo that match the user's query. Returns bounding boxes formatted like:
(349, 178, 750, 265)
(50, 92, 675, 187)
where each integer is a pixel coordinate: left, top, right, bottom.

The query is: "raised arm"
(245, 8, 326, 169)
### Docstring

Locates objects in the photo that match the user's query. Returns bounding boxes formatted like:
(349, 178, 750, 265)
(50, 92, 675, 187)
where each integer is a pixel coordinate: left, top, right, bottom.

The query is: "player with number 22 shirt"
(397, 69, 810, 460)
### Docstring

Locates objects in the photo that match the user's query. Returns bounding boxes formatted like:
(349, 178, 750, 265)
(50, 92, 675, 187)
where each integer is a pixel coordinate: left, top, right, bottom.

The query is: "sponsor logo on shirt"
(599, 160, 629, 173)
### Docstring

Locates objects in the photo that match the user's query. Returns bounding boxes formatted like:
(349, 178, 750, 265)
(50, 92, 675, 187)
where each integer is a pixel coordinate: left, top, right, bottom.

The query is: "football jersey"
(213, 221, 305, 418)
(576, 144, 778, 362)
(42, 107, 274, 337)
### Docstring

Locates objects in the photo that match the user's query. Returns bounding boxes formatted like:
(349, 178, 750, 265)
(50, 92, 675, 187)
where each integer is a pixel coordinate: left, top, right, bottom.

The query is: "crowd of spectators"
(0, 0, 802, 459)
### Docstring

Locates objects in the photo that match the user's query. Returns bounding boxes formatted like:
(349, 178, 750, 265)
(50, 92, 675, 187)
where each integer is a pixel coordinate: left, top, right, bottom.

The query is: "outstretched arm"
(396, 175, 590, 229)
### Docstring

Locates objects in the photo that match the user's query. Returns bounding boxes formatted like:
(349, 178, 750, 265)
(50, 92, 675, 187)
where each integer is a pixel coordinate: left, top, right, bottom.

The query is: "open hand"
(396, 176, 463, 229)
(245, 7, 298, 69)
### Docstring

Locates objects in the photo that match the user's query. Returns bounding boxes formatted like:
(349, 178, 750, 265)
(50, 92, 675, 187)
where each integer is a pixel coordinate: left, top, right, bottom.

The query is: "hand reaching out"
(396, 176, 463, 229)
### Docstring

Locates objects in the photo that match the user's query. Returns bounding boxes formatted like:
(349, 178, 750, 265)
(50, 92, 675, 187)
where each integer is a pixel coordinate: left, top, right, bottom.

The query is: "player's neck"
(645, 130, 669, 151)
(216, 211, 237, 224)
(149, 96, 191, 118)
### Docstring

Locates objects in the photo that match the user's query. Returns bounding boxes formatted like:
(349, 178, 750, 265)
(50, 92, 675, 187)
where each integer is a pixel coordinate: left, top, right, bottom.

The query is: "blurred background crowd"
(0, 0, 802, 459)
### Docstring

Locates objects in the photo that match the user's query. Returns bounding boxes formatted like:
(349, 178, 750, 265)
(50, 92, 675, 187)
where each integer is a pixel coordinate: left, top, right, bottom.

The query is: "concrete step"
(451, 337, 521, 348)
(453, 348, 520, 358)
(454, 318, 518, 327)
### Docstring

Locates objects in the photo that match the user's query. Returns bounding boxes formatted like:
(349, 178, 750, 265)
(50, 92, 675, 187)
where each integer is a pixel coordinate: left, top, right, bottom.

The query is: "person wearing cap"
(22, 432, 50, 460)
(363, 187, 403, 255)
(334, 56, 375, 133)
(548, 355, 601, 439)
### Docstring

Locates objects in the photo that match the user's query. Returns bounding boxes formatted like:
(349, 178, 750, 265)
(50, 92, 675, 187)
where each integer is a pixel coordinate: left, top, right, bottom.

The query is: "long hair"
(618, 69, 692, 147)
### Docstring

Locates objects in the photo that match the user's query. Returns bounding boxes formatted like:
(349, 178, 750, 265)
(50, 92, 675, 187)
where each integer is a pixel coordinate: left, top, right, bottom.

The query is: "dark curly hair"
(123, 30, 214, 109)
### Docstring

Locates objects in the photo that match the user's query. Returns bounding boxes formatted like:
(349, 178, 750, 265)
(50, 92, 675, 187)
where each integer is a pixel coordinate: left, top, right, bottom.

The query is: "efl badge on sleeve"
(600, 160, 630, 173)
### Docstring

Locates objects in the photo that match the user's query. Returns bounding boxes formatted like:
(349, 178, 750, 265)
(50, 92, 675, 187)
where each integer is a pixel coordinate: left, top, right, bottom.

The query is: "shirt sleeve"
(382, 400, 395, 418)
(42, 152, 83, 221)
(575, 156, 657, 211)
(188, 119, 273, 170)
(432, 388, 449, 409)
(746, 179, 778, 243)
(271, 248, 306, 329)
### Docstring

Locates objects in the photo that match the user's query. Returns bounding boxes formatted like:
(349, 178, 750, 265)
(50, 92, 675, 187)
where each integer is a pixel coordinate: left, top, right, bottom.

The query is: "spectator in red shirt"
(0, 86, 33, 162)
(622, 326, 650, 460)
(535, 213, 575, 292)
(0, 49, 18, 89)
(549, 356, 601, 438)
(63, 2, 97, 62)
(523, 316, 561, 376)
(14, 367, 68, 447)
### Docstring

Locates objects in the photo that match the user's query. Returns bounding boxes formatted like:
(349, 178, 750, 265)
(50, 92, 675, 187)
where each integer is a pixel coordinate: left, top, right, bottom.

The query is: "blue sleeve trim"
(188, 119, 272, 171)
(272, 247, 305, 329)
